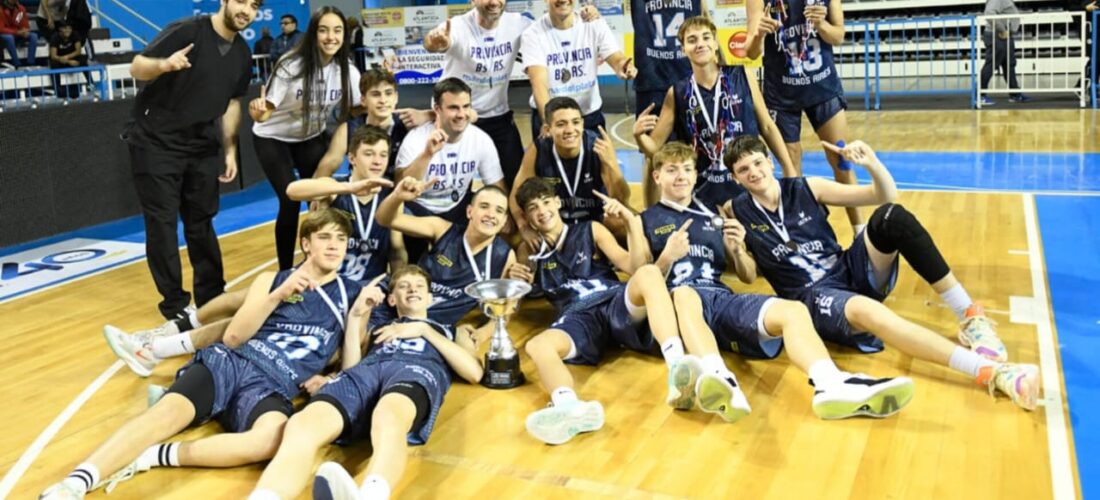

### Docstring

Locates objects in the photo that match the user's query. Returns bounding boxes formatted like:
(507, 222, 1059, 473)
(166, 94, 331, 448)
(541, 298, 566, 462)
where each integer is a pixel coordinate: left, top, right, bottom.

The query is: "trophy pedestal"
(481, 356, 525, 389)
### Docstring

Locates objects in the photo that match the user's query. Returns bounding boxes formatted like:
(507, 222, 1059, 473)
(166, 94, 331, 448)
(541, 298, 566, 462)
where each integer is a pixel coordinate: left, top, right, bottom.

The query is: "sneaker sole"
(696, 375, 750, 423)
(667, 359, 700, 410)
(525, 402, 604, 445)
(103, 325, 154, 377)
(313, 461, 360, 500)
(813, 378, 916, 420)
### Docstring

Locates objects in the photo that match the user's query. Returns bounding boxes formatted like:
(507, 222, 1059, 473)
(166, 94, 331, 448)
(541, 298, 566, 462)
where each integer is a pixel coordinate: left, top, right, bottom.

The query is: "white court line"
(0, 361, 124, 498)
(609, 116, 638, 150)
(1022, 193, 1076, 500)
(0, 223, 281, 498)
(1008, 249, 1030, 255)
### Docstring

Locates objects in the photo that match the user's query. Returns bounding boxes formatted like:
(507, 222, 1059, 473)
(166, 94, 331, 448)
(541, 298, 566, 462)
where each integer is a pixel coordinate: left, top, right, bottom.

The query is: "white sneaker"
(39, 480, 85, 499)
(100, 459, 151, 493)
(313, 461, 363, 500)
(812, 374, 915, 419)
(666, 355, 704, 410)
(525, 400, 604, 445)
(103, 325, 160, 377)
(695, 372, 751, 423)
(147, 384, 168, 407)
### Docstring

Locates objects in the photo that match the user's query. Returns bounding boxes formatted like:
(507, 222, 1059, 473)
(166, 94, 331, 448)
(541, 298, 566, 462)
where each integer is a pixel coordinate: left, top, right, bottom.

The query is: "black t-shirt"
(49, 33, 79, 58)
(126, 15, 252, 155)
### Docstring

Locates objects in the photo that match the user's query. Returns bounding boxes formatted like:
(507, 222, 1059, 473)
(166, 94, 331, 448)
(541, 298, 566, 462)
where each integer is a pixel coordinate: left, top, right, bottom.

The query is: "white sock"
(701, 354, 729, 376)
(659, 338, 685, 366)
(948, 347, 996, 378)
(550, 386, 578, 406)
(66, 463, 100, 492)
(151, 333, 195, 359)
(360, 474, 391, 500)
(137, 442, 180, 469)
(807, 359, 844, 389)
(852, 224, 866, 236)
(247, 489, 281, 500)
(939, 284, 973, 321)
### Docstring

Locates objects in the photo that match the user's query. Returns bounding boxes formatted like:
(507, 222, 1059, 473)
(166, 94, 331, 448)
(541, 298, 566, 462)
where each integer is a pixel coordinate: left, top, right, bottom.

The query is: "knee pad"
(867, 203, 950, 284)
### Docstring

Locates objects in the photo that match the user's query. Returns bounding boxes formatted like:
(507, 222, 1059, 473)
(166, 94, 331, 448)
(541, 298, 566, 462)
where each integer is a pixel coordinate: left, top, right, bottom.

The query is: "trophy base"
(481, 356, 525, 389)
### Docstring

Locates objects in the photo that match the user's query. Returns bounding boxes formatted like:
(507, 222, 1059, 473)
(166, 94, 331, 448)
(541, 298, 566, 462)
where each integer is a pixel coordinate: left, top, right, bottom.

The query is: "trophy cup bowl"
(464, 279, 532, 389)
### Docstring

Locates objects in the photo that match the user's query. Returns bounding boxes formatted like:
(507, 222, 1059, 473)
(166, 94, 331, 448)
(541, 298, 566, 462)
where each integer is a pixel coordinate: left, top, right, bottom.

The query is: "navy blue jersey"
(331, 188, 393, 284)
(673, 66, 759, 206)
(533, 130, 607, 224)
(347, 113, 409, 180)
(419, 224, 511, 325)
(532, 221, 624, 313)
(362, 317, 455, 381)
(761, 0, 844, 110)
(731, 177, 843, 298)
(641, 200, 729, 289)
(236, 270, 363, 399)
(631, 0, 700, 92)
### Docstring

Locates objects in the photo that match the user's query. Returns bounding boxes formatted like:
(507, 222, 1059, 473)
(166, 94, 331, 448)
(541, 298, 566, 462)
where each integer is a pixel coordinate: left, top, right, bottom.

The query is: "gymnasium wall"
(0, 86, 267, 247)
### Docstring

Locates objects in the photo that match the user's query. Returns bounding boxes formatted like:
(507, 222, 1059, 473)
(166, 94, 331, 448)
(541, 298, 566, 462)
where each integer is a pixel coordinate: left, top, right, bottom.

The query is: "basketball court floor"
(1, 108, 1097, 499)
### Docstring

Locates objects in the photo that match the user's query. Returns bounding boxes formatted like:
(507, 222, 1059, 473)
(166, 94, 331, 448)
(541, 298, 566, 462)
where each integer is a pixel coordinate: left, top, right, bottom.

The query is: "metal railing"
(974, 11, 1088, 108)
(871, 16, 978, 109)
(0, 66, 108, 111)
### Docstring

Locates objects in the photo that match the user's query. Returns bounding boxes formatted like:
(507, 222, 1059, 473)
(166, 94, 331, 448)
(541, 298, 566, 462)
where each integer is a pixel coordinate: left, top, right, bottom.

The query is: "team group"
(40, 0, 1041, 499)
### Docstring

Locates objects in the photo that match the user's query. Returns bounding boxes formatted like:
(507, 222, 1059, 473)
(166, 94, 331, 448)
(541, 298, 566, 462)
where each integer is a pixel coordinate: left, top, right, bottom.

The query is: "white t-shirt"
(396, 123, 504, 214)
(440, 10, 532, 118)
(253, 57, 362, 142)
(521, 13, 619, 115)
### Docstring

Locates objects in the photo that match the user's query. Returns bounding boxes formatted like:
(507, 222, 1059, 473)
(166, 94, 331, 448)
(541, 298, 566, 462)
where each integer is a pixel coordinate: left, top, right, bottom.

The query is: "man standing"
(269, 13, 301, 64)
(979, 0, 1030, 105)
(123, 0, 260, 321)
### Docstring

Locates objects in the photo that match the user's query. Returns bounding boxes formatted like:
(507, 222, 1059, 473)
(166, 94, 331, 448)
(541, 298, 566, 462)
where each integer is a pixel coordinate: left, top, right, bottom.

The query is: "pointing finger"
(676, 219, 694, 233)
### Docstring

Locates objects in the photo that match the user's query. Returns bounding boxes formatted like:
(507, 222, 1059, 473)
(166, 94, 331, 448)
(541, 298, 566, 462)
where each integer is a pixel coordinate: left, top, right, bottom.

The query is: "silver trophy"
(464, 279, 531, 389)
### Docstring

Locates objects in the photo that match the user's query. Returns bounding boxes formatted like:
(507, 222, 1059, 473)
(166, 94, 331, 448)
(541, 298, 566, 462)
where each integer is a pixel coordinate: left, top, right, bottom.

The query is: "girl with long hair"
(250, 6, 360, 269)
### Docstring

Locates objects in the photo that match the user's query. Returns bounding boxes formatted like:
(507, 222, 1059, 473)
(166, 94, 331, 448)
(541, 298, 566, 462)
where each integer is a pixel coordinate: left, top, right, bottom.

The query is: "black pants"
(980, 36, 1022, 97)
(130, 144, 226, 319)
(49, 55, 92, 98)
(474, 111, 525, 187)
(253, 134, 328, 270)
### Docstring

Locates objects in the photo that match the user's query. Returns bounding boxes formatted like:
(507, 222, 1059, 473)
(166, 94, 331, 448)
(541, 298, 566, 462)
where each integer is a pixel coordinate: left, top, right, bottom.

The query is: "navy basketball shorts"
(771, 95, 849, 143)
(692, 287, 783, 359)
(799, 232, 898, 353)
(314, 359, 448, 446)
(551, 287, 657, 365)
(175, 344, 293, 433)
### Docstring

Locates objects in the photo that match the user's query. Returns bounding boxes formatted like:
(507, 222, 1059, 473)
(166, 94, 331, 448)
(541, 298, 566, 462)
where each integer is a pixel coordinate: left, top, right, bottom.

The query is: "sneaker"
(525, 400, 604, 445)
(1008, 94, 1031, 103)
(695, 373, 751, 423)
(313, 461, 362, 500)
(100, 459, 151, 494)
(958, 305, 1007, 362)
(38, 481, 85, 499)
(978, 363, 1040, 411)
(147, 384, 168, 407)
(103, 325, 162, 377)
(979, 96, 996, 106)
(812, 374, 915, 419)
(666, 355, 704, 410)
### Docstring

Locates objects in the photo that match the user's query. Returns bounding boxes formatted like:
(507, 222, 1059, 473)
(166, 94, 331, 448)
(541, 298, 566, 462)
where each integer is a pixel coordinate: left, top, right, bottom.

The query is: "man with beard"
(122, 0, 261, 323)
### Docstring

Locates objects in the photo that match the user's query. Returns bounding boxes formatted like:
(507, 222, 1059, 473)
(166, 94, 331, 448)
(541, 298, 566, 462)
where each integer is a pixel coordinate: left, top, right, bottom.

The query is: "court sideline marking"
(0, 228, 281, 499)
(1023, 193, 1076, 500)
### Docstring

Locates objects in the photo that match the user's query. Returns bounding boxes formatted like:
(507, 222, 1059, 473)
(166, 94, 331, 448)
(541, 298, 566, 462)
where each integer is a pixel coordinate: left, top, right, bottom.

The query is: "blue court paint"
(0, 183, 279, 258)
(1037, 195, 1100, 497)
(615, 150, 1100, 194)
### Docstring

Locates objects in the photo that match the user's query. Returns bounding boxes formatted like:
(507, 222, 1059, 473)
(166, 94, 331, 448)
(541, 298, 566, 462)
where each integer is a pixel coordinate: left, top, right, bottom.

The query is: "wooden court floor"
(2, 109, 1096, 499)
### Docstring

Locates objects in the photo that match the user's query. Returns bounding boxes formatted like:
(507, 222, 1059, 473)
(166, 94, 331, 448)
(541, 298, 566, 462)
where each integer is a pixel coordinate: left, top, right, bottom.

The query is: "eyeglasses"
(281, 21, 293, 25)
